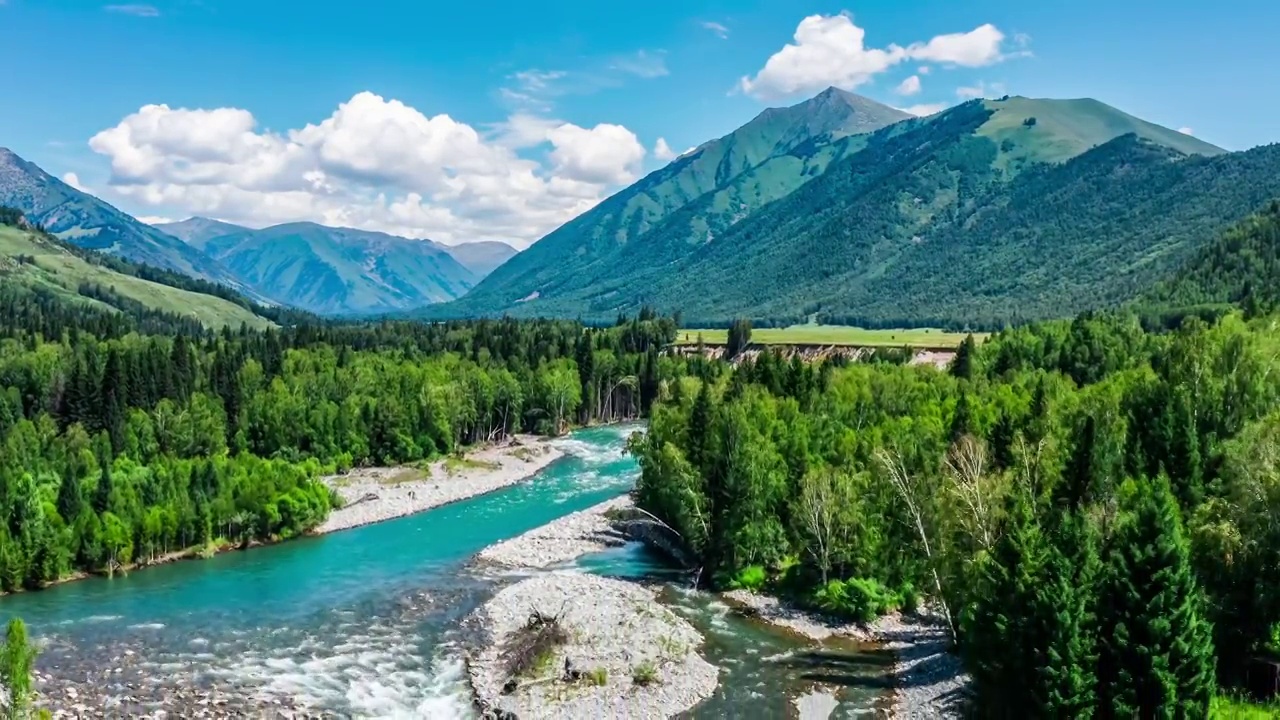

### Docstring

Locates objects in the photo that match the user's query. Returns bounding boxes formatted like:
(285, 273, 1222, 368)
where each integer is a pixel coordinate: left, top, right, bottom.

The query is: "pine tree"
(963, 487, 1047, 718)
(687, 381, 713, 476)
(56, 469, 84, 524)
(1095, 476, 1216, 719)
(950, 392, 975, 443)
(990, 411, 1017, 470)
(92, 462, 114, 516)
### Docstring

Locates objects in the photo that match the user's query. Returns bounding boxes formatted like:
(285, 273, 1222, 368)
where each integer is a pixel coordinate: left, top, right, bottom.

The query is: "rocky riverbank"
(466, 572, 718, 719)
(317, 435, 564, 534)
(723, 590, 969, 718)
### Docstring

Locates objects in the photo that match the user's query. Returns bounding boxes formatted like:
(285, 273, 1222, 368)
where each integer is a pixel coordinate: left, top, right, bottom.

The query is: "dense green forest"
(0, 220, 682, 590)
(632, 310, 1280, 714)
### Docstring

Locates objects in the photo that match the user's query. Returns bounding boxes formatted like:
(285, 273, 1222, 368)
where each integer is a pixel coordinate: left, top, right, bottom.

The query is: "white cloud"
(62, 172, 89, 192)
(610, 50, 668, 79)
(738, 13, 1022, 100)
(138, 215, 174, 225)
(654, 138, 677, 162)
(906, 24, 1006, 67)
(918, 66, 931, 75)
(895, 75, 922, 96)
(104, 4, 159, 17)
(1178, 127, 1194, 135)
(700, 21, 730, 39)
(87, 92, 648, 248)
(898, 103, 948, 117)
(956, 81, 1006, 99)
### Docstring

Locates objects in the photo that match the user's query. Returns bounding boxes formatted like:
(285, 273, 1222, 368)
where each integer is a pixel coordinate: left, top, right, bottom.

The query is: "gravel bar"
(477, 496, 634, 569)
(317, 436, 564, 534)
(467, 572, 718, 719)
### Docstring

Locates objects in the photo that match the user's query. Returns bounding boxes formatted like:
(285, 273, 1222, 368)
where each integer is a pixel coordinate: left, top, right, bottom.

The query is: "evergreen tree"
(0, 617, 37, 719)
(951, 333, 977, 380)
(687, 381, 713, 476)
(963, 487, 1047, 718)
(92, 462, 113, 516)
(55, 470, 84, 524)
(725, 318, 752, 360)
(1036, 510, 1099, 718)
(1095, 476, 1215, 719)
(950, 392, 975, 443)
(990, 411, 1017, 471)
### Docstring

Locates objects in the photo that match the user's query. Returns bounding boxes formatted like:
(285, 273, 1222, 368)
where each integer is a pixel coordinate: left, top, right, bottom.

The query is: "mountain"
(439, 240, 518, 277)
(428, 93, 1251, 326)
(188, 222, 478, 315)
(0, 148, 242, 286)
(152, 217, 251, 252)
(435, 88, 910, 314)
(0, 216, 272, 329)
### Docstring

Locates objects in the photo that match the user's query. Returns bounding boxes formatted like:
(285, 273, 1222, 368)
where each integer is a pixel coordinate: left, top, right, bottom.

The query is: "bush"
(727, 565, 767, 592)
(585, 667, 608, 686)
(812, 577, 899, 622)
(632, 661, 659, 686)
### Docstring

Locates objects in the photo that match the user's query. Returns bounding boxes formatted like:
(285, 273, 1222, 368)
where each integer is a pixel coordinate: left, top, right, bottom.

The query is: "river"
(3, 425, 892, 718)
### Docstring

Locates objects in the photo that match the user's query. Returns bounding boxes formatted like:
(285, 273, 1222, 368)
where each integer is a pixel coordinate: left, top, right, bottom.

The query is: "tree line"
(0, 271, 684, 591)
(632, 309, 1280, 714)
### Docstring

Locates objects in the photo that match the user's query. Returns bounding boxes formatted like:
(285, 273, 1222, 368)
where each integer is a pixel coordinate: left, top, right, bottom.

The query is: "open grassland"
(675, 324, 981, 349)
(0, 226, 272, 330)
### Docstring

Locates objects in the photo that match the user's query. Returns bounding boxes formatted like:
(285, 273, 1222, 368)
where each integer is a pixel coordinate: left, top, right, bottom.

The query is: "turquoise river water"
(0, 425, 892, 718)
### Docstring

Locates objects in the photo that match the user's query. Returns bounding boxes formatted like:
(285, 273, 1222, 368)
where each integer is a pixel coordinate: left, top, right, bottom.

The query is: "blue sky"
(2, 0, 1276, 246)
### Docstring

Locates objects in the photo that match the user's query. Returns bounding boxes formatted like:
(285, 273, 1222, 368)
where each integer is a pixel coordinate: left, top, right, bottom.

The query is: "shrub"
(632, 661, 659, 686)
(727, 565, 767, 592)
(812, 577, 899, 622)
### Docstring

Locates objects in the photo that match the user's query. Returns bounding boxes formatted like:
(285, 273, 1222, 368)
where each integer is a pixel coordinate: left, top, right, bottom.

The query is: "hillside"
(0, 148, 243, 287)
(193, 223, 478, 315)
(1141, 202, 1280, 314)
(0, 221, 272, 329)
(427, 93, 1245, 326)
(438, 88, 910, 314)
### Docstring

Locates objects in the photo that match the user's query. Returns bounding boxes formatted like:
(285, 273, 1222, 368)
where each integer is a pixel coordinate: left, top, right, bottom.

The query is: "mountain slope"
(0, 220, 272, 329)
(438, 240, 517, 277)
(200, 223, 477, 315)
(1140, 201, 1280, 313)
(153, 217, 250, 252)
(441, 88, 910, 313)
(0, 148, 240, 286)
(431, 94, 1238, 326)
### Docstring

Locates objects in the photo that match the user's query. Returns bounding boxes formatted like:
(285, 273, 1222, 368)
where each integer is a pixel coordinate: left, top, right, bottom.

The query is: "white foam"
(129, 622, 165, 630)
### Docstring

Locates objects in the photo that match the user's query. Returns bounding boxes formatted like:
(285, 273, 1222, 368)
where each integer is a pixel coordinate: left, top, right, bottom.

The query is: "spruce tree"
(1096, 476, 1216, 719)
(963, 487, 1047, 718)
(56, 469, 84, 524)
(950, 333, 977, 380)
(1036, 510, 1099, 718)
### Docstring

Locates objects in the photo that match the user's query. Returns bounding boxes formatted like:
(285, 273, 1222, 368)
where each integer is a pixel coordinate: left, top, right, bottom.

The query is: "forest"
(632, 310, 1280, 714)
(0, 235, 682, 590)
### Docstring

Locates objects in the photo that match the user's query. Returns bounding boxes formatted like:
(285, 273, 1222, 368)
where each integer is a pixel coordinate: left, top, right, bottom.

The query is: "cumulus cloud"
(138, 215, 174, 225)
(1178, 127, 1194, 135)
(654, 138, 677, 162)
(62, 172, 89, 192)
(738, 13, 1021, 100)
(898, 103, 948, 117)
(104, 4, 160, 17)
(700, 21, 730, 39)
(895, 75, 922, 96)
(955, 81, 1006, 100)
(87, 92, 648, 248)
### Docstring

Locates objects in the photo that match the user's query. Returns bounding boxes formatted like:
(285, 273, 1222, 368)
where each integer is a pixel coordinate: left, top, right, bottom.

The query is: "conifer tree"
(963, 487, 1047, 718)
(950, 333, 977, 380)
(1095, 476, 1215, 719)
(1035, 510, 1099, 718)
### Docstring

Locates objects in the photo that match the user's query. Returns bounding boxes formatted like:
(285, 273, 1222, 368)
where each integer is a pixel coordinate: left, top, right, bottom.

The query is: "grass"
(674, 324, 980, 349)
(1212, 694, 1280, 719)
(632, 661, 659, 687)
(443, 455, 501, 476)
(0, 226, 272, 330)
(584, 667, 608, 686)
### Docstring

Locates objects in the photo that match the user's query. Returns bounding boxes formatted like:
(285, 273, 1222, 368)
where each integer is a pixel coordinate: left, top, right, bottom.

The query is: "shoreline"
(316, 434, 566, 534)
(722, 590, 969, 718)
(476, 495, 634, 569)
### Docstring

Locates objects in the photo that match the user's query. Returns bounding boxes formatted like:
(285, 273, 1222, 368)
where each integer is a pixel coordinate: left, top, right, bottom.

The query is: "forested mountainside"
(0, 209, 275, 332)
(426, 93, 1239, 327)
(160, 222, 479, 316)
(0, 148, 243, 288)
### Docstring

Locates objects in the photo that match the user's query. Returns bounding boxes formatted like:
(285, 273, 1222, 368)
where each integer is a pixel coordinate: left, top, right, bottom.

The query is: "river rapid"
(4, 425, 892, 718)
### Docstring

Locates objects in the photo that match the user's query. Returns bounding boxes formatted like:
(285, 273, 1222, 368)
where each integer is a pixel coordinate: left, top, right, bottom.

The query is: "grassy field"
(0, 226, 272, 330)
(674, 325, 980, 349)
(1211, 694, 1280, 719)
